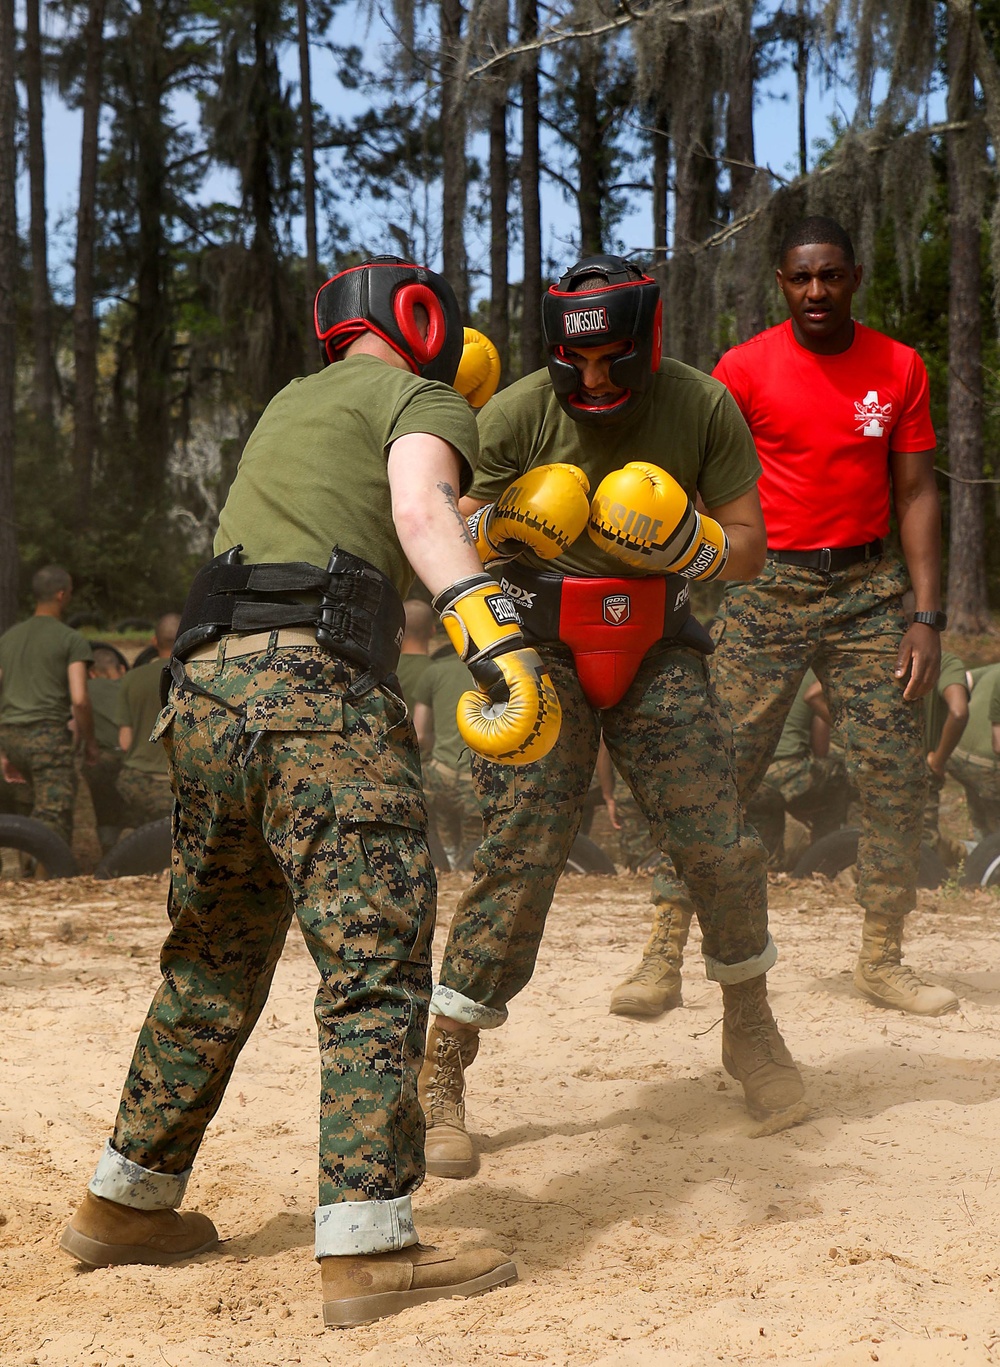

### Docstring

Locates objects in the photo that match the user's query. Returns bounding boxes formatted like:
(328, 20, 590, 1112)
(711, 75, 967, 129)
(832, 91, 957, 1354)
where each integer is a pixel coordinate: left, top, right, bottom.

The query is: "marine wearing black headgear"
(541, 254, 662, 426)
(314, 254, 464, 385)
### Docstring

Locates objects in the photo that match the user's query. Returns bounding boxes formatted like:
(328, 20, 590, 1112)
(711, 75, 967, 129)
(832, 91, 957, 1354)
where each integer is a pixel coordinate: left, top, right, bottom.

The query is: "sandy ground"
(2, 860, 1000, 1367)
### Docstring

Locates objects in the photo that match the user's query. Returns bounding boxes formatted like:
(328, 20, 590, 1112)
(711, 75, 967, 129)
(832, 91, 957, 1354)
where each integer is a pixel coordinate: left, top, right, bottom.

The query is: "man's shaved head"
(155, 613, 182, 651)
(32, 564, 72, 603)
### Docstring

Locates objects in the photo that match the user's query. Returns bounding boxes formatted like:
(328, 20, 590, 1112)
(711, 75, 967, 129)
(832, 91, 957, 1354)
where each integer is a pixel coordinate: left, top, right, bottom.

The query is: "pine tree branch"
(630, 117, 977, 259)
(467, 0, 725, 80)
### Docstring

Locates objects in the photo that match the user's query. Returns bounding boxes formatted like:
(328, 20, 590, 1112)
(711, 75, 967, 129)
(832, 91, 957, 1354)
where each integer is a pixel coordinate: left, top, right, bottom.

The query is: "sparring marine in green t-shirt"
(216, 352, 479, 598)
(470, 360, 761, 580)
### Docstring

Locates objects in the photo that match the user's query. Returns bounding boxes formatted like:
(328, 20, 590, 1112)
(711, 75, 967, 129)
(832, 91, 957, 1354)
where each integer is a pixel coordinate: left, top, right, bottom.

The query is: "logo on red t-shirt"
(854, 389, 893, 438)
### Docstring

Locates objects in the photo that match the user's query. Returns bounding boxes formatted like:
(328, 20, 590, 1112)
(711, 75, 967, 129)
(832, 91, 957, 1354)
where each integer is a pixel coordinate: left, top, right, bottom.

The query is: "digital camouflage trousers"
(433, 642, 772, 1027)
(713, 554, 926, 918)
(116, 765, 175, 826)
(109, 644, 435, 1209)
(0, 720, 76, 844)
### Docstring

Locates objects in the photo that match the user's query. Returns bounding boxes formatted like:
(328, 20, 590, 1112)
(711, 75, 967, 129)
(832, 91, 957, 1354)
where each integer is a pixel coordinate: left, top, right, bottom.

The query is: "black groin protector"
(542, 254, 662, 425)
(314, 255, 464, 384)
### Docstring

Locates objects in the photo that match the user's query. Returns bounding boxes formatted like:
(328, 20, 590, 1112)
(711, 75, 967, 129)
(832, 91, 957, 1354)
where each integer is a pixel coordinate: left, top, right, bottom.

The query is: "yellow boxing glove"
(454, 327, 502, 408)
(588, 461, 730, 581)
(467, 463, 591, 566)
(432, 573, 561, 765)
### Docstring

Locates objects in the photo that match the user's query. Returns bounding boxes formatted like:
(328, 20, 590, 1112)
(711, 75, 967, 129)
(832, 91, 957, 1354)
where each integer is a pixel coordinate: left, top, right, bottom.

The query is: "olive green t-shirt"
(924, 650, 968, 754)
(215, 354, 480, 599)
(414, 643, 475, 770)
(471, 361, 761, 579)
(116, 659, 169, 774)
(0, 616, 93, 726)
(953, 663, 1000, 762)
(772, 670, 818, 762)
(88, 677, 123, 752)
(396, 653, 431, 710)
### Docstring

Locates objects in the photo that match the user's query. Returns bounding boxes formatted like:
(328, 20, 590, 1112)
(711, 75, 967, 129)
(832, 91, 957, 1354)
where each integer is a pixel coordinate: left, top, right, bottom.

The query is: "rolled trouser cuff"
(88, 1139, 190, 1210)
(703, 933, 778, 985)
(431, 983, 507, 1029)
(314, 1196, 419, 1258)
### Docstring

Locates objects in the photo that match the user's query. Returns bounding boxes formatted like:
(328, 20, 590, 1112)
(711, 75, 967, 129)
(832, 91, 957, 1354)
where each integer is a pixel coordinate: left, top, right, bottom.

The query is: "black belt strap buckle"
(818, 548, 832, 572)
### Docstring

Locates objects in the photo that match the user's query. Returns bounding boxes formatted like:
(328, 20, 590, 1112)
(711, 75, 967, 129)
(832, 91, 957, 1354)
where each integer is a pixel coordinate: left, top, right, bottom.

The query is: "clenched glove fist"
(588, 461, 729, 581)
(433, 573, 561, 764)
(454, 328, 502, 408)
(467, 463, 590, 566)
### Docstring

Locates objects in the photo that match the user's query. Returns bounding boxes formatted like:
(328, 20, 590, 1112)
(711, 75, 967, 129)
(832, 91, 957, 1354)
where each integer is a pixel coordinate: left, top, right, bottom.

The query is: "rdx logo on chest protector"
(563, 307, 609, 338)
(603, 594, 631, 624)
(499, 577, 536, 610)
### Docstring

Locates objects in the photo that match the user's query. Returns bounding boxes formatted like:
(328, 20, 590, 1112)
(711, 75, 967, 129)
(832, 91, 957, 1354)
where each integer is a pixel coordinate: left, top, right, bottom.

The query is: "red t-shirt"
(712, 319, 935, 550)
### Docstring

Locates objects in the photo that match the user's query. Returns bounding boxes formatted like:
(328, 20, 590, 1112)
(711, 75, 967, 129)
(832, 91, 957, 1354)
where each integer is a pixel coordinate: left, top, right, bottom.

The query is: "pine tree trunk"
(519, 0, 542, 375)
(651, 113, 668, 293)
(132, 0, 171, 506)
(576, 41, 602, 254)
(945, 1, 990, 630)
(297, 0, 318, 367)
(669, 106, 715, 367)
(440, 0, 468, 313)
(796, 0, 808, 178)
(72, 0, 106, 528)
(25, 0, 55, 430)
(727, 0, 764, 341)
(0, 0, 18, 628)
(489, 96, 510, 376)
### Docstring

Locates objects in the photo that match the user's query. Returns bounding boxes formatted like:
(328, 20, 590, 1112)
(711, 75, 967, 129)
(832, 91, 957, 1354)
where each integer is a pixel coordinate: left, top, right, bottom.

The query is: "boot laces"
(726, 991, 787, 1065)
(425, 1035, 466, 1118)
(625, 954, 674, 987)
(868, 960, 936, 994)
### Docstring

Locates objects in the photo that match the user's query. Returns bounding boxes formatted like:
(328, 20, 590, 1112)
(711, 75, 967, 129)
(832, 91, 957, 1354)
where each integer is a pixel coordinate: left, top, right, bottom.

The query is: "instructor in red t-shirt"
(711, 214, 957, 1017)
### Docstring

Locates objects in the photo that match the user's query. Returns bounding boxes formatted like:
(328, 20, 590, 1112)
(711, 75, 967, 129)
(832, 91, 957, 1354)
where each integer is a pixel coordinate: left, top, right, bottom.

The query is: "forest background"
(0, 0, 999, 632)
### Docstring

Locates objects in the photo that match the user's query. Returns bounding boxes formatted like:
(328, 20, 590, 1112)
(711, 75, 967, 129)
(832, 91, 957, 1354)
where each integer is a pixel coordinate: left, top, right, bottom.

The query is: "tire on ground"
(455, 831, 617, 875)
(95, 817, 172, 879)
(962, 832, 1000, 888)
(792, 825, 948, 890)
(0, 815, 78, 879)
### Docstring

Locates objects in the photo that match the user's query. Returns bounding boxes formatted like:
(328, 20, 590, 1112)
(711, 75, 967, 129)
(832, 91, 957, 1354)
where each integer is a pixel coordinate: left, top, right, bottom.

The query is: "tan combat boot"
(418, 1023, 480, 1179)
(610, 901, 694, 1019)
(60, 1191, 218, 1266)
(721, 975, 806, 1121)
(853, 911, 959, 1016)
(321, 1242, 517, 1328)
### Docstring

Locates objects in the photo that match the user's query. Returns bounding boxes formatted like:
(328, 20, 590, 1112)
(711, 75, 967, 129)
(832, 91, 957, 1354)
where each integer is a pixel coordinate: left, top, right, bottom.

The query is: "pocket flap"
(335, 784, 427, 830)
(243, 690, 343, 733)
(148, 705, 176, 743)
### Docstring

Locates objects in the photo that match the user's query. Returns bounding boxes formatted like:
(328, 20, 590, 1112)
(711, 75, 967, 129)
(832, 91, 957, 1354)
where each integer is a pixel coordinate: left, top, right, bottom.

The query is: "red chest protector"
(496, 564, 712, 710)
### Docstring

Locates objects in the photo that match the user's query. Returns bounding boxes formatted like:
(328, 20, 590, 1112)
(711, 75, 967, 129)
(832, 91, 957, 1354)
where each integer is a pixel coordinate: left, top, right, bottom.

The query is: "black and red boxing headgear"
(541, 255, 662, 425)
(314, 255, 464, 384)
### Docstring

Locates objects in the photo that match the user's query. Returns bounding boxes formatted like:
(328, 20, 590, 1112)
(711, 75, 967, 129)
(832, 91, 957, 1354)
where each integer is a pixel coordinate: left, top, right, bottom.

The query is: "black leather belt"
(766, 538, 883, 572)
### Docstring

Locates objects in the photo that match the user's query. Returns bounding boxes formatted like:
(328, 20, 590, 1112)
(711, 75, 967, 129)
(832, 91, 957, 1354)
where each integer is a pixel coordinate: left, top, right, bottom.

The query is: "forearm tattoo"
(437, 481, 476, 548)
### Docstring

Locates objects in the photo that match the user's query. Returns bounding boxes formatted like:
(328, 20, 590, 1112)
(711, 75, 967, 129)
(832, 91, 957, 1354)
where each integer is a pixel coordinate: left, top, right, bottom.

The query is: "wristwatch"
(912, 610, 948, 631)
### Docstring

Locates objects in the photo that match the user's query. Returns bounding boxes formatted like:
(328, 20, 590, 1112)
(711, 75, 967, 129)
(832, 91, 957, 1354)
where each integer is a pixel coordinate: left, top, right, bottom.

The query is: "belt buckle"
(818, 548, 832, 572)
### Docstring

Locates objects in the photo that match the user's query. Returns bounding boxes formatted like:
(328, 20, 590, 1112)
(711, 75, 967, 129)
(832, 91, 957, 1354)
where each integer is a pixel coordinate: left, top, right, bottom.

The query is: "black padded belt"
(172, 544, 405, 697)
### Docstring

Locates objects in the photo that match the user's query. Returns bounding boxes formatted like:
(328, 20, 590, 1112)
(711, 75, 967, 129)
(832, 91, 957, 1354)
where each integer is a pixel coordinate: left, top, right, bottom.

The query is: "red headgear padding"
(314, 256, 463, 384)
